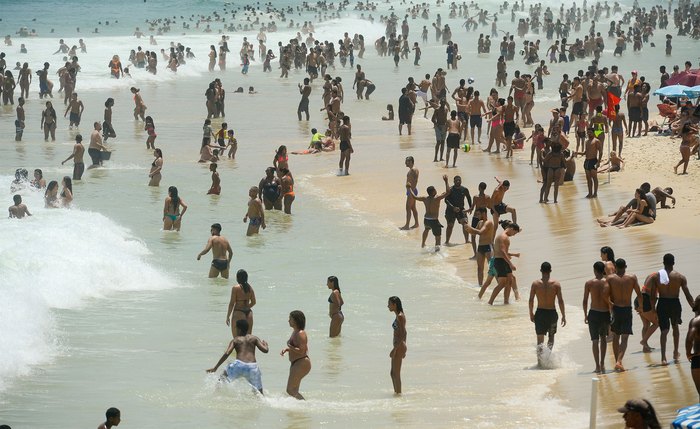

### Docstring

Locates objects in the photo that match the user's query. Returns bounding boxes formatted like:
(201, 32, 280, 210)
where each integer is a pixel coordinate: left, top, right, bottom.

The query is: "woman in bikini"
(539, 141, 566, 203)
(226, 269, 256, 336)
(388, 296, 407, 395)
(148, 148, 163, 186)
(327, 276, 344, 337)
(45, 180, 59, 208)
(618, 188, 655, 228)
(273, 145, 289, 177)
(675, 123, 699, 175)
(144, 116, 157, 150)
(163, 186, 187, 231)
(280, 168, 295, 214)
(60, 176, 73, 207)
(280, 310, 311, 400)
(483, 98, 506, 154)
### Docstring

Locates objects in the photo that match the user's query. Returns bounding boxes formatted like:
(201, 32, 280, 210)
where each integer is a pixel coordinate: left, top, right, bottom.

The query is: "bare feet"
(614, 362, 625, 372)
(399, 225, 410, 230)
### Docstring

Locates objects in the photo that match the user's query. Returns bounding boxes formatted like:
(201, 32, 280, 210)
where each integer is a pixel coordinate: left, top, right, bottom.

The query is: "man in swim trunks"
(258, 167, 282, 210)
(467, 181, 491, 258)
(444, 175, 471, 245)
(488, 221, 521, 305)
(583, 261, 612, 373)
(444, 110, 462, 167)
(206, 319, 269, 394)
(650, 253, 693, 365)
(432, 99, 449, 162)
(197, 223, 233, 279)
(400, 156, 419, 230)
(491, 177, 517, 225)
(528, 262, 566, 367)
(567, 77, 584, 127)
(465, 207, 494, 287)
(467, 90, 486, 144)
(63, 92, 84, 129)
(685, 295, 700, 401)
(62, 133, 86, 180)
(410, 175, 450, 249)
(580, 127, 603, 198)
(607, 258, 642, 372)
(8, 194, 31, 219)
(244, 186, 266, 236)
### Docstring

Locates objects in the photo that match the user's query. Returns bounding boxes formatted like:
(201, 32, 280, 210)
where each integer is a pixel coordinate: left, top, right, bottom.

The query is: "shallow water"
(1, 0, 699, 427)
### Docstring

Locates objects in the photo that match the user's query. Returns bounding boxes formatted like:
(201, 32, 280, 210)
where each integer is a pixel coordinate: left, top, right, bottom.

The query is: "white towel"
(659, 269, 670, 285)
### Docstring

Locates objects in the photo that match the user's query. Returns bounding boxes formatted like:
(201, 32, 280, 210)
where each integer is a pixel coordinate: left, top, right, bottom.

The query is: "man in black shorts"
(653, 253, 693, 365)
(686, 295, 700, 401)
(398, 87, 415, 135)
(607, 258, 642, 372)
(528, 262, 566, 367)
(583, 261, 611, 373)
(444, 175, 472, 245)
(412, 175, 450, 249)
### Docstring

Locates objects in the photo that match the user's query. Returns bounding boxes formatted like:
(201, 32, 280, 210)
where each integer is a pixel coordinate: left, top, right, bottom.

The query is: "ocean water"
(1, 0, 699, 427)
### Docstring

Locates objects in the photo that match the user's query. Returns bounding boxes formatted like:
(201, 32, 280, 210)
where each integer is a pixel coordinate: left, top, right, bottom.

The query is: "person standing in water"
(528, 262, 566, 368)
(338, 115, 353, 175)
(411, 175, 450, 249)
(244, 186, 265, 236)
(102, 97, 116, 142)
(281, 310, 311, 400)
(258, 167, 282, 210)
(583, 261, 611, 373)
(280, 168, 295, 214)
(488, 221, 521, 305)
(388, 296, 407, 395)
(197, 223, 233, 279)
(207, 163, 221, 195)
(163, 186, 187, 231)
(148, 148, 163, 186)
(97, 407, 120, 429)
(131, 87, 146, 121)
(327, 276, 344, 337)
(226, 269, 256, 336)
(207, 319, 269, 394)
(61, 133, 85, 180)
(400, 156, 419, 230)
(8, 195, 31, 219)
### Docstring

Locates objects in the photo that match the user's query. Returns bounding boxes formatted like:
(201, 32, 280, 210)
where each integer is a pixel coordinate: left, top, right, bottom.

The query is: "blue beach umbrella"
(654, 84, 692, 98)
(683, 85, 700, 98)
(672, 404, 700, 428)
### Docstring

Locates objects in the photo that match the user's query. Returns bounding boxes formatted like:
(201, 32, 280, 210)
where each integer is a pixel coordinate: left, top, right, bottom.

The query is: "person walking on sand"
(281, 310, 311, 400)
(686, 295, 700, 401)
(650, 253, 693, 365)
(411, 175, 450, 250)
(579, 127, 603, 198)
(388, 296, 407, 395)
(196, 223, 233, 279)
(206, 319, 269, 394)
(243, 186, 266, 236)
(607, 258, 642, 372)
(327, 276, 344, 337)
(338, 115, 353, 175)
(583, 261, 611, 373)
(444, 175, 471, 245)
(529, 262, 566, 368)
(400, 156, 419, 230)
(226, 269, 256, 336)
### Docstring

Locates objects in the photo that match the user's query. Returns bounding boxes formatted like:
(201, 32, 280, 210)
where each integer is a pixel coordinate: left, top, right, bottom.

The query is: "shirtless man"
(297, 78, 311, 121)
(580, 127, 603, 198)
(509, 70, 527, 117)
(62, 134, 86, 180)
(64, 93, 84, 128)
(400, 156, 419, 230)
(567, 77, 584, 126)
(431, 99, 449, 162)
(197, 223, 233, 279)
(417, 74, 431, 114)
(206, 319, 269, 394)
(8, 195, 31, 219)
(36, 62, 53, 99)
(207, 163, 221, 195)
(491, 177, 517, 225)
(445, 110, 462, 167)
(258, 167, 282, 210)
(410, 175, 450, 249)
(529, 262, 566, 367)
(244, 186, 266, 236)
(467, 90, 486, 144)
(586, 78, 605, 119)
(431, 68, 447, 100)
(87, 122, 106, 169)
(583, 261, 611, 373)
(686, 295, 700, 401)
(607, 258, 642, 372)
(649, 253, 693, 365)
(488, 221, 521, 305)
(604, 65, 624, 99)
(15, 97, 25, 141)
(467, 182, 491, 258)
(353, 64, 366, 99)
(627, 85, 642, 138)
(465, 207, 494, 287)
(503, 97, 518, 157)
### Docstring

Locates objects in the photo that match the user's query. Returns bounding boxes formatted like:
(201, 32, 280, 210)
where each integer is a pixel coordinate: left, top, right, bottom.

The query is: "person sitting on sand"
(382, 104, 394, 121)
(597, 151, 624, 173)
(617, 188, 655, 229)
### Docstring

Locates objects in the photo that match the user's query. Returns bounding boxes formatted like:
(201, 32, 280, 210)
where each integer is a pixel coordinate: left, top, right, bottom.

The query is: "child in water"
(207, 162, 221, 195)
(226, 129, 238, 159)
(382, 104, 395, 121)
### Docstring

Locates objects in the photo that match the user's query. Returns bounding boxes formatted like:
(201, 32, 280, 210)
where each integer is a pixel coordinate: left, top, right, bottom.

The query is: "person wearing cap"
(617, 399, 661, 429)
(607, 258, 642, 372)
(646, 253, 693, 365)
(528, 262, 566, 367)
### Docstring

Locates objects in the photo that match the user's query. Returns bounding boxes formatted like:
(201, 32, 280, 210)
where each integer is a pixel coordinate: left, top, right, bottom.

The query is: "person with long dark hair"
(163, 186, 187, 231)
(617, 399, 661, 429)
(226, 269, 256, 336)
(40, 100, 57, 141)
(60, 176, 73, 207)
(327, 276, 344, 337)
(148, 148, 163, 186)
(281, 310, 311, 399)
(388, 296, 407, 394)
(45, 180, 59, 208)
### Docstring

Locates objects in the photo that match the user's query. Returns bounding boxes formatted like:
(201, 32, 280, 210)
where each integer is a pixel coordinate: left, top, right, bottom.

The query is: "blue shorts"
(434, 124, 447, 141)
(225, 360, 263, 391)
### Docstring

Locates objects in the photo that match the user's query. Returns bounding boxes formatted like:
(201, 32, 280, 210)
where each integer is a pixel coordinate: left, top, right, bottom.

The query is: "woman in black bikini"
(327, 276, 344, 337)
(148, 148, 163, 186)
(388, 296, 407, 395)
(280, 310, 311, 399)
(539, 141, 566, 204)
(226, 269, 256, 336)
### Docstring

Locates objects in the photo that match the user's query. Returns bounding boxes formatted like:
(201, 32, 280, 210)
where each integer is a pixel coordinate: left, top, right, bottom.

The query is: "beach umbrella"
(667, 70, 700, 86)
(653, 84, 691, 98)
(672, 404, 700, 428)
(683, 85, 700, 98)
